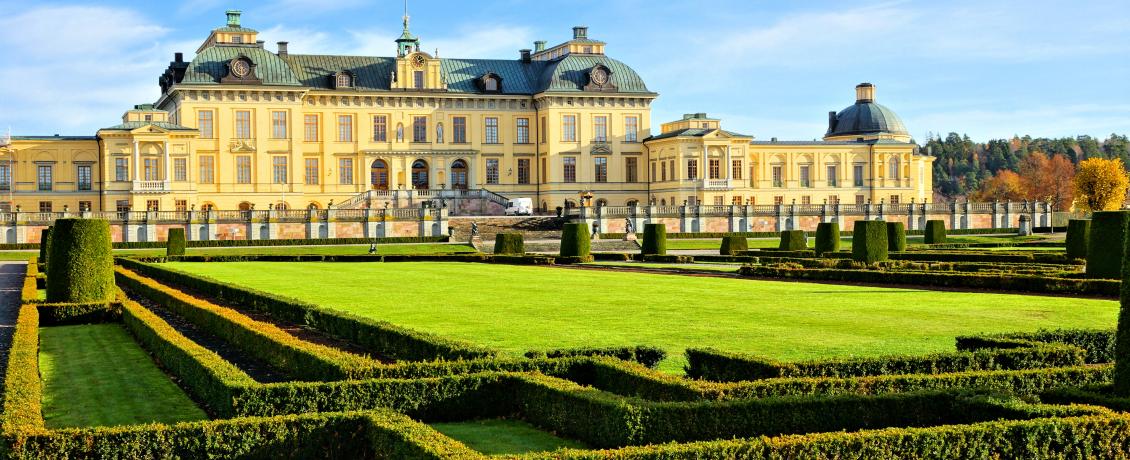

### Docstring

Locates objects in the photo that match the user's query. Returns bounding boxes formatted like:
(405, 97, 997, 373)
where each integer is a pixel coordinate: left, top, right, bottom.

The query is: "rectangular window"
(339, 158, 354, 185)
(234, 110, 251, 139)
(661, 161, 667, 181)
(412, 116, 427, 143)
(453, 117, 467, 143)
(115, 158, 128, 181)
(144, 159, 160, 181)
(714, 196, 725, 206)
(199, 156, 214, 184)
(827, 165, 838, 187)
(272, 156, 288, 184)
(373, 115, 387, 142)
(624, 116, 638, 142)
(516, 118, 529, 144)
(198, 111, 214, 139)
(305, 158, 319, 185)
(236, 156, 251, 184)
(271, 111, 287, 139)
(687, 159, 698, 179)
(853, 164, 865, 187)
(39, 201, 52, 212)
(890, 195, 900, 205)
(413, 70, 424, 89)
(175, 200, 187, 212)
(856, 194, 866, 205)
(774, 196, 784, 205)
(799, 165, 811, 187)
(541, 158, 547, 184)
(593, 116, 608, 142)
(539, 117, 547, 143)
(304, 115, 319, 141)
(146, 200, 159, 211)
(174, 158, 187, 182)
(562, 115, 576, 142)
(625, 157, 638, 183)
(708, 159, 721, 180)
(772, 165, 783, 187)
(485, 159, 500, 184)
(338, 115, 353, 142)
(651, 162, 656, 181)
(829, 195, 840, 205)
(484, 117, 499, 144)
(733, 196, 743, 206)
(517, 159, 530, 184)
(732, 160, 742, 180)
(116, 200, 129, 213)
(77, 165, 92, 190)
(0, 164, 9, 191)
(802, 195, 811, 205)
(79, 201, 92, 212)
(563, 157, 576, 183)
(594, 157, 607, 183)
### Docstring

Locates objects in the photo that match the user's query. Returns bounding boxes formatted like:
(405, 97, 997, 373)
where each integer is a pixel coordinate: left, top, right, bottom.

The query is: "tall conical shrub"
(166, 228, 187, 256)
(1065, 219, 1090, 260)
(559, 222, 591, 258)
(852, 220, 888, 263)
(814, 222, 840, 256)
(46, 219, 114, 303)
(1087, 211, 1130, 279)
(886, 221, 907, 252)
(642, 224, 667, 256)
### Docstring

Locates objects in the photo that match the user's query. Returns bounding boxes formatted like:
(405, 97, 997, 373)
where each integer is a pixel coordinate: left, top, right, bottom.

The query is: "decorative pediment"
(583, 64, 617, 92)
(590, 142, 612, 155)
(130, 125, 170, 135)
(221, 56, 262, 85)
(229, 139, 257, 152)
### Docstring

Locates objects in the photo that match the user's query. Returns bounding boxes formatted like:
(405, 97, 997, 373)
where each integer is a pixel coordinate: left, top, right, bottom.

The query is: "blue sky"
(1, 0, 1127, 142)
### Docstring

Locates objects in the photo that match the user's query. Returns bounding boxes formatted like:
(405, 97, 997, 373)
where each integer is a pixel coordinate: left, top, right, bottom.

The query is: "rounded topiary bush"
(886, 221, 907, 252)
(1087, 211, 1130, 279)
(1065, 219, 1090, 260)
(924, 220, 947, 244)
(719, 235, 748, 255)
(641, 223, 667, 256)
(166, 228, 187, 256)
(46, 219, 114, 303)
(814, 222, 840, 256)
(560, 222, 591, 258)
(494, 232, 525, 255)
(852, 220, 889, 263)
(778, 230, 807, 250)
(39, 227, 52, 267)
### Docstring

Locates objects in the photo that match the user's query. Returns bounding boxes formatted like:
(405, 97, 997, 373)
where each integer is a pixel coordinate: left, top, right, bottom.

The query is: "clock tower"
(391, 6, 444, 91)
(395, 3, 420, 57)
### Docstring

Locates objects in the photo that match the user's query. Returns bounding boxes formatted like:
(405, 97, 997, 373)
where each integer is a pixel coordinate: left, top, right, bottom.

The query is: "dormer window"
(477, 72, 503, 93)
(336, 72, 352, 88)
(144, 115, 153, 122)
(485, 78, 498, 92)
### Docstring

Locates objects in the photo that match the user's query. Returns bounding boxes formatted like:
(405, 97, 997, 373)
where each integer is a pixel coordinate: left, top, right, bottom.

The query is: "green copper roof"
(213, 26, 258, 33)
(826, 101, 908, 137)
(644, 128, 751, 142)
(284, 54, 395, 91)
(181, 45, 302, 86)
(100, 121, 197, 131)
(441, 58, 549, 94)
(538, 54, 651, 93)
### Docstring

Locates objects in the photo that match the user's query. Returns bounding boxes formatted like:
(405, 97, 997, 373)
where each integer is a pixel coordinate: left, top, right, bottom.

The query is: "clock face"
(591, 67, 609, 85)
(412, 54, 426, 69)
(231, 59, 250, 78)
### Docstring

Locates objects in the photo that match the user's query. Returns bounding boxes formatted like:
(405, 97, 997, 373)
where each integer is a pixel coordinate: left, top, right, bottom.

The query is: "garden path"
(0, 262, 26, 402)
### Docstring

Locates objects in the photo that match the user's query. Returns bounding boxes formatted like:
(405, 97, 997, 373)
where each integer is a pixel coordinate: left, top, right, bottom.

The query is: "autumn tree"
(1019, 152, 1075, 209)
(971, 169, 1024, 202)
(1074, 158, 1129, 211)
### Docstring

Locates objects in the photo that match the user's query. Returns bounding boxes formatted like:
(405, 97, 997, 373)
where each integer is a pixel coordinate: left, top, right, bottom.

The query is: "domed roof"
(825, 83, 908, 138)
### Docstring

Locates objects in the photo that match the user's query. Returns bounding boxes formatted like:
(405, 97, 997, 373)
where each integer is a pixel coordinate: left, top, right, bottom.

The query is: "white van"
(504, 197, 533, 216)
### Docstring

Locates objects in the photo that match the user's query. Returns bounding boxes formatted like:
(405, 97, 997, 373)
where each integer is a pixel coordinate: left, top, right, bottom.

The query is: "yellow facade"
(1, 12, 931, 213)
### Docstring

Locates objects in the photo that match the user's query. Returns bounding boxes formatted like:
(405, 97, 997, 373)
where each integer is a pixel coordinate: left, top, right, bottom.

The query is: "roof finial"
(403, 0, 410, 33)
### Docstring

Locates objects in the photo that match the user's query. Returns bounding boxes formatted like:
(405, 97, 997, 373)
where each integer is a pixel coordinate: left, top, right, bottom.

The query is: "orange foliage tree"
(971, 170, 1025, 202)
(1073, 158, 1129, 211)
(1019, 152, 1075, 209)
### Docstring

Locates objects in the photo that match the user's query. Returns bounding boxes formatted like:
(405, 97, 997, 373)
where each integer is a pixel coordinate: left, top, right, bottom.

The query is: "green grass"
(0, 243, 475, 260)
(167, 261, 1117, 373)
(430, 419, 586, 455)
(39, 324, 207, 428)
(588, 261, 741, 273)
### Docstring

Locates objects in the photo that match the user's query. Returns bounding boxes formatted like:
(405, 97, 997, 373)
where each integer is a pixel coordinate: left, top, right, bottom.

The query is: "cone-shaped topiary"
(814, 222, 840, 256)
(1065, 219, 1090, 260)
(924, 220, 947, 244)
(46, 219, 114, 303)
(166, 228, 187, 256)
(719, 235, 748, 255)
(494, 232, 525, 255)
(641, 223, 667, 255)
(560, 222, 591, 257)
(1087, 211, 1130, 279)
(38, 227, 52, 267)
(852, 220, 889, 263)
(886, 221, 907, 252)
(778, 230, 807, 250)
(1115, 218, 1130, 395)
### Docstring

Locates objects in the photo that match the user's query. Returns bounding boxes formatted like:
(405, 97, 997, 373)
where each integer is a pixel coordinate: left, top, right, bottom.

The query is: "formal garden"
(8, 215, 1130, 458)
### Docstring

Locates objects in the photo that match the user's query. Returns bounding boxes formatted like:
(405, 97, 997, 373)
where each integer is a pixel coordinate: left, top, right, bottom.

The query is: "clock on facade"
(231, 59, 251, 78)
(591, 67, 609, 85)
(411, 54, 426, 69)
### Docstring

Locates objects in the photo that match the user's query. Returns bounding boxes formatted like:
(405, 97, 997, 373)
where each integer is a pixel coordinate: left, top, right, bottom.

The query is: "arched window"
(889, 157, 900, 179)
(595, 198, 608, 207)
(450, 159, 468, 190)
(411, 160, 429, 189)
(626, 199, 639, 207)
(396, 123, 405, 142)
(436, 123, 444, 144)
(336, 72, 352, 88)
(307, 202, 321, 210)
(275, 202, 289, 211)
(201, 202, 216, 211)
(238, 202, 252, 211)
(484, 78, 498, 92)
(371, 159, 389, 190)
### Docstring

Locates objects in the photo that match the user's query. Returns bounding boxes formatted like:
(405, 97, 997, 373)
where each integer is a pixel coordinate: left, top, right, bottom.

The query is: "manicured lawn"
(0, 243, 476, 260)
(39, 324, 207, 428)
(167, 261, 1117, 373)
(430, 419, 586, 455)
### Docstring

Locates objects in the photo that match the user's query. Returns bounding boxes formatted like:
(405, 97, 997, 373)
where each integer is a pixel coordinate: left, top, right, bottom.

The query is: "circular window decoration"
(591, 67, 609, 85)
(231, 59, 251, 78)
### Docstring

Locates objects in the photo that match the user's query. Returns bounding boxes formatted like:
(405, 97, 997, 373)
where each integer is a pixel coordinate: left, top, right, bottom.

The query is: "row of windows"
(0, 165, 94, 192)
(197, 111, 640, 145)
(559, 157, 638, 184)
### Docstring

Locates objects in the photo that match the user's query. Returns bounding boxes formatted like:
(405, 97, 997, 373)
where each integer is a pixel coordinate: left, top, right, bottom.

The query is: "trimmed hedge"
(956, 329, 1114, 364)
(1, 304, 43, 434)
(37, 301, 121, 326)
(641, 223, 667, 256)
(525, 346, 667, 369)
(493, 232, 524, 255)
(852, 220, 888, 263)
(46, 219, 114, 303)
(887, 221, 907, 252)
(166, 228, 186, 256)
(1088, 211, 1130, 279)
(1118, 218, 1130, 395)
(38, 227, 51, 267)
(718, 235, 747, 255)
(1066, 219, 1091, 260)
(814, 222, 840, 256)
(924, 220, 947, 244)
(777, 230, 807, 250)
(560, 222, 591, 258)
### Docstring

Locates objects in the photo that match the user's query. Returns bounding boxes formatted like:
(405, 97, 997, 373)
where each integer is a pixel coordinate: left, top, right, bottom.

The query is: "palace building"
(0, 11, 932, 213)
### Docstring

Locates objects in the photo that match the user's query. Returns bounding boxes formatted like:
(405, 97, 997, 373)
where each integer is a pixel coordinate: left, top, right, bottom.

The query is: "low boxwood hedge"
(493, 232, 524, 255)
(525, 345, 667, 369)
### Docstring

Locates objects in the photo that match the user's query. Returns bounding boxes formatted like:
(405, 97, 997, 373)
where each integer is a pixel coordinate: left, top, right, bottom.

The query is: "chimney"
(855, 82, 875, 103)
(256, 40, 265, 49)
(572, 26, 588, 39)
(277, 41, 289, 56)
(828, 111, 838, 133)
(174, 52, 183, 63)
(534, 41, 546, 53)
(519, 49, 531, 63)
(226, 10, 242, 27)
